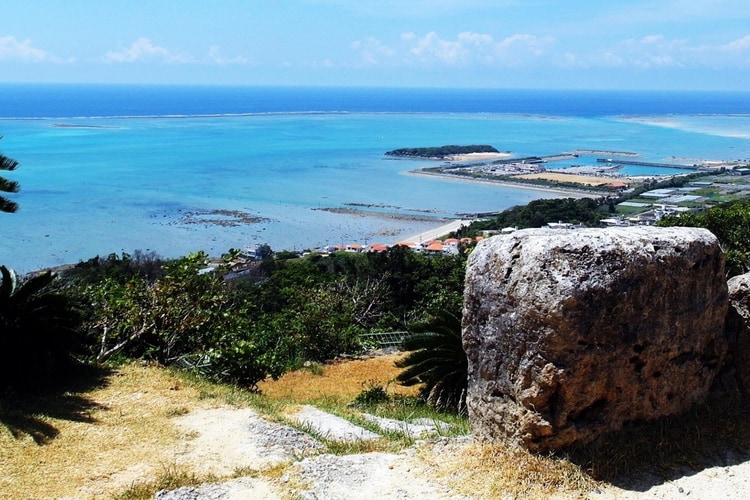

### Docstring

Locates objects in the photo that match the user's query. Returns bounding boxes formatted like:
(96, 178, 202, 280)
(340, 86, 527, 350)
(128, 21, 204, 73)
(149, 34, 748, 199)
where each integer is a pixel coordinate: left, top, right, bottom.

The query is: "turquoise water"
(2, 86, 750, 273)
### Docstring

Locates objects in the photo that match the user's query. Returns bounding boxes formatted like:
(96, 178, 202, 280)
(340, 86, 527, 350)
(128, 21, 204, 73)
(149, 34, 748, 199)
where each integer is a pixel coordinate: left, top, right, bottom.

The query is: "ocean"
(2, 85, 750, 273)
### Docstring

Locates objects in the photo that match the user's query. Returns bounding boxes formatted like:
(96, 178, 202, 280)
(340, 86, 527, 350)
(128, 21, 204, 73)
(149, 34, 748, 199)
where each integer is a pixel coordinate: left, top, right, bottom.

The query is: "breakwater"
(597, 158, 701, 170)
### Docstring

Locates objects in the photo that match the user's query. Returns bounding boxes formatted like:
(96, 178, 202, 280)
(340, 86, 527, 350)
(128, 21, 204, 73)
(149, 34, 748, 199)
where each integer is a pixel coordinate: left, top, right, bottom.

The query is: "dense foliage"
(459, 197, 609, 235)
(61, 247, 468, 391)
(659, 199, 750, 277)
(385, 144, 499, 158)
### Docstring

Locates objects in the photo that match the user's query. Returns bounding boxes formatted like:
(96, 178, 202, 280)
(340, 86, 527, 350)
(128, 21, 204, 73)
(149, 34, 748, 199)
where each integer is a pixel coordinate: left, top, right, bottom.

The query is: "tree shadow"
(564, 392, 750, 492)
(0, 365, 113, 445)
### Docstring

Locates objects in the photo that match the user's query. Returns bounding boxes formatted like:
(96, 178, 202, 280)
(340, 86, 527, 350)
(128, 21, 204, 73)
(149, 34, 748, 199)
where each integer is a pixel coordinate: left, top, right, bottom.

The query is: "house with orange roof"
(424, 241, 444, 254)
(368, 243, 388, 253)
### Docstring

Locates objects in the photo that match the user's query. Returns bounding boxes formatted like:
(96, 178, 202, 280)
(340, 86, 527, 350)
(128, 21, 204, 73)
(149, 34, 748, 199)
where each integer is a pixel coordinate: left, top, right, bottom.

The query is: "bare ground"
(4, 360, 750, 499)
(159, 405, 750, 500)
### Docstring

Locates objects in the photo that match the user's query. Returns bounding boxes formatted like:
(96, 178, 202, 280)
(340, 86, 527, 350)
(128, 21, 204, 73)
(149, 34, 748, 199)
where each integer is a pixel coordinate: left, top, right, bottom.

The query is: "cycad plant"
(1, 144, 20, 213)
(0, 266, 84, 393)
(395, 310, 468, 413)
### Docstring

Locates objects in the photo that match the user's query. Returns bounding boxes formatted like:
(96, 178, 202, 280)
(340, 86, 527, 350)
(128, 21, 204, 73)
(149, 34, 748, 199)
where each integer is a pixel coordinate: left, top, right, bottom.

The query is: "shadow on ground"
(0, 365, 113, 445)
(564, 392, 750, 492)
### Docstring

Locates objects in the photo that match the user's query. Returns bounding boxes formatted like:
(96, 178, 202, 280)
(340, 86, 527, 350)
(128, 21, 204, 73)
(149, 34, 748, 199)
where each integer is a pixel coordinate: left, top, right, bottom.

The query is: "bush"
(659, 199, 750, 277)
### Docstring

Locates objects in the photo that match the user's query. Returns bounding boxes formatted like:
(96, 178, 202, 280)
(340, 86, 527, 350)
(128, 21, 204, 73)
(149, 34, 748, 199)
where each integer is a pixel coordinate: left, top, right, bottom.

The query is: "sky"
(1, 0, 750, 90)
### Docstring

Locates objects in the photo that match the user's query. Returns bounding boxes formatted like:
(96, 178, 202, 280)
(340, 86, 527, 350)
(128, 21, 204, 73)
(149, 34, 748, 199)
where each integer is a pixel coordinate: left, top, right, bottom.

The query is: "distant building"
(547, 221, 575, 229)
(600, 217, 629, 227)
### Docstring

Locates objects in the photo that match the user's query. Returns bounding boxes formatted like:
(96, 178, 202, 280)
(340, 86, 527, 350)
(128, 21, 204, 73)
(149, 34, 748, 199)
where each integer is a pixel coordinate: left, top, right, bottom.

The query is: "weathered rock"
(725, 272, 750, 393)
(463, 226, 728, 452)
(728, 273, 750, 320)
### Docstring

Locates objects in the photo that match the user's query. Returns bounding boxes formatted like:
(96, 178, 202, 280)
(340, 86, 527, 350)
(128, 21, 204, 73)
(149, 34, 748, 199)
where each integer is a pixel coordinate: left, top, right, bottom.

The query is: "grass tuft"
(113, 462, 217, 500)
(421, 441, 597, 499)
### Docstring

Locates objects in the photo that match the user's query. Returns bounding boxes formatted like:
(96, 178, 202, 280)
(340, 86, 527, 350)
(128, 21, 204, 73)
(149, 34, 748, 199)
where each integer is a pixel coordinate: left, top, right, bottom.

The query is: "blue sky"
(2, 0, 749, 90)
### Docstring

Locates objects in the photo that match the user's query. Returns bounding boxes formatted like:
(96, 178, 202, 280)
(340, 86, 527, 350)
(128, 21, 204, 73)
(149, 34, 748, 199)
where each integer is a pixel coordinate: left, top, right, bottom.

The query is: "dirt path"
(159, 406, 467, 499)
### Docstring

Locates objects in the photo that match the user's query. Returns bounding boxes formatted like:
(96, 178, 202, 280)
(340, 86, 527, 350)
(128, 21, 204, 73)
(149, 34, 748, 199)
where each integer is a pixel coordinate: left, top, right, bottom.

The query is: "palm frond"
(395, 310, 468, 412)
(1, 266, 17, 299)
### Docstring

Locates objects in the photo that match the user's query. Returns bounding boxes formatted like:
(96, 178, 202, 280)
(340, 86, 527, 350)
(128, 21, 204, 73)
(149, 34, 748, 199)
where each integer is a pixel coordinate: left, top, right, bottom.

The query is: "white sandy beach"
(395, 219, 476, 244)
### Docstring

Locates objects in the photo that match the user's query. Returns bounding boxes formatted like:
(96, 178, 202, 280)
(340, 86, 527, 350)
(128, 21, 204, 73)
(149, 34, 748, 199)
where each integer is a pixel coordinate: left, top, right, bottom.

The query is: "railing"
(359, 331, 408, 348)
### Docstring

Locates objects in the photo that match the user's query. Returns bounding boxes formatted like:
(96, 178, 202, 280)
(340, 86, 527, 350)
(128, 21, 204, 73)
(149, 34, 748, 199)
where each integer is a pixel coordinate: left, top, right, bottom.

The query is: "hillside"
(3, 355, 750, 499)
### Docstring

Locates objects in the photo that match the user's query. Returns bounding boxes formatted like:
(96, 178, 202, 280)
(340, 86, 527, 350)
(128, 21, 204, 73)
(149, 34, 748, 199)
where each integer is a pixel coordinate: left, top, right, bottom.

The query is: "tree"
(0, 266, 85, 393)
(659, 200, 750, 277)
(395, 310, 468, 413)
(75, 252, 288, 389)
(0, 140, 20, 213)
(79, 252, 230, 364)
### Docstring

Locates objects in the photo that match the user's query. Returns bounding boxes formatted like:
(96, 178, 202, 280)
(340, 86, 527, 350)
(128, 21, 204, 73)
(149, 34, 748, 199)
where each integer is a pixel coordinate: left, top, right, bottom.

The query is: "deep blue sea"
(2, 85, 750, 273)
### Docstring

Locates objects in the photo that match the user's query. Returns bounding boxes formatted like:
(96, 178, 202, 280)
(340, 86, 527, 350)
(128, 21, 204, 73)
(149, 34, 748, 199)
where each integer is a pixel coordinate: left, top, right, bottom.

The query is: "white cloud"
(409, 32, 466, 64)
(103, 39, 254, 66)
(458, 32, 494, 46)
(350, 31, 555, 68)
(722, 35, 750, 52)
(207, 45, 249, 66)
(350, 37, 394, 65)
(104, 38, 193, 63)
(619, 35, 687, 68)
(0, 35, 72, 63)
(349, 29, 750, 73)
(580, 34, 750, 70)
(494, 34, 554, 60)
(698, 35, 750, 67)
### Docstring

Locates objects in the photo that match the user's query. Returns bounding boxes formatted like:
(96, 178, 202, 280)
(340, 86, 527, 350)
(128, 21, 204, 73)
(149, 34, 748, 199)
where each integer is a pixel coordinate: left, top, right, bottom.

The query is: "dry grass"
(16, 353, 747, 499)
(514, 172, 621, 186)
(0, 355, 420, 499)
(257, 353, 419, 404)
(0, 363, 228, 499)
(421, 441, 595, 499)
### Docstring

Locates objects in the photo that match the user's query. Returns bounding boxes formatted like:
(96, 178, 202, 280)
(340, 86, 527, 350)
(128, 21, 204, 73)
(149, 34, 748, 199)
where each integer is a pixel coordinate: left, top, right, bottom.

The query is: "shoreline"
(445, 151, 513, 162)
(406, 169, 609, 198)
(394, 219, 476, 245)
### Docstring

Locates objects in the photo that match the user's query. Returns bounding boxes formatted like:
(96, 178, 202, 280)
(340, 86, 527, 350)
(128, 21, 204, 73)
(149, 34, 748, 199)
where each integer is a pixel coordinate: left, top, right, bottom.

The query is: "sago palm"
(395, 310, 468, 412)
(0, 145, 20, 213)
(0, 266, 84, 393)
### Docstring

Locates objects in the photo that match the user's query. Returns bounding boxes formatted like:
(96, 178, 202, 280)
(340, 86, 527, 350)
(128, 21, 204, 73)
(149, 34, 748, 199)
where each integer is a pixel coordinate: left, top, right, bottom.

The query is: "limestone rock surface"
(463, 226, 728, 452)
(726, 272, 750, 393)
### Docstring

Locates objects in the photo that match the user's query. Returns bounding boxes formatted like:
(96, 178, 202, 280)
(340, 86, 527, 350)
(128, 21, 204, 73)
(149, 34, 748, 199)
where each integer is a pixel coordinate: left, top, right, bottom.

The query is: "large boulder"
(724, 272, 750, 393)
(463, 226, 728, 452)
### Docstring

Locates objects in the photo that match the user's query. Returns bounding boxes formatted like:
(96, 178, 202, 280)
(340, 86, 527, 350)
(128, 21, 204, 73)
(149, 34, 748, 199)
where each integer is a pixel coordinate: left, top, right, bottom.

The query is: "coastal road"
(395, 219, 475, 244)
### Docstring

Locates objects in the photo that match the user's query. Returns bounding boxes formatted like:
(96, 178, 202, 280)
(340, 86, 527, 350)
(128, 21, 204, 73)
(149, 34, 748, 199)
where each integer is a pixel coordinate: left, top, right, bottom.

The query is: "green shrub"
(352, 381, 391, 406)
(659, 199, 750, 277)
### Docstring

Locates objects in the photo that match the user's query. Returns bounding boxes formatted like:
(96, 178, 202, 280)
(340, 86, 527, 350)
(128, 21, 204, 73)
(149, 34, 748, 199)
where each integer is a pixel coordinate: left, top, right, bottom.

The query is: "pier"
(597, 158, 701, 170)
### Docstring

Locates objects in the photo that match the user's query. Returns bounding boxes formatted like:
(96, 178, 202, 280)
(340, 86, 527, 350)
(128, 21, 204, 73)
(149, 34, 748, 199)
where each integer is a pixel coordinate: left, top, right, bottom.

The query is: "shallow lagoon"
(2, 87, 750, 273)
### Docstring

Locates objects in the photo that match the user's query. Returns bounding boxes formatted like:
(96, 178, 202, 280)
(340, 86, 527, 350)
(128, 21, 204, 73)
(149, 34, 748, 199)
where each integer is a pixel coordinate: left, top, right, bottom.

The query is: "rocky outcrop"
(724, 273, 750, 393)
(463, 227, 728, 453)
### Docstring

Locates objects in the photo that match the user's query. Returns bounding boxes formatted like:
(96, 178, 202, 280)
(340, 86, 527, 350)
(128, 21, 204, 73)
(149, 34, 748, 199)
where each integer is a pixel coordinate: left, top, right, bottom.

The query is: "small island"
(385, 144, 501, 159)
